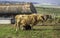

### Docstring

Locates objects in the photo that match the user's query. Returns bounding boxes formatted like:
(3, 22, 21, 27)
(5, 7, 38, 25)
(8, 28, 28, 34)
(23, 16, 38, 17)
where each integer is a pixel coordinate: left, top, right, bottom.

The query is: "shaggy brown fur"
(14, 14, 52, 31)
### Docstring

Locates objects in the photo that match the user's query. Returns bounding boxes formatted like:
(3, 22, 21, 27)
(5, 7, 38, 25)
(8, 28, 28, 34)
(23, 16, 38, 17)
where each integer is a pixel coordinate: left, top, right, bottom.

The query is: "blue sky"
(0, 0, 60, 5)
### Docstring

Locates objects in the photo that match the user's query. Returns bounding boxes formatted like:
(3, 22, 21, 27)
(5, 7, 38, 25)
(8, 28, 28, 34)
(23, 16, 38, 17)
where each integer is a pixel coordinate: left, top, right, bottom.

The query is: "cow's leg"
(14, 20, 17, 31)
(20, 24, 32, 30)
(27, 25, 31, 30)
(16, 24, 18, 31)
(14, 23, 17, 30)
(18, 22, 20, 30)
(24, 24, 32, 30)
(30, 24, 33, 30)
(20, 24, 26, 30)
(14, 21, 17, 31)
(16, 21, 20, 31)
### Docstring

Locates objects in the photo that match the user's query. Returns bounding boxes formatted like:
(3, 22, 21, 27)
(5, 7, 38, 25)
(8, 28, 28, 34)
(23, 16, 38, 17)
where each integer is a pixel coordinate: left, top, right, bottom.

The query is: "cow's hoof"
(20, 26, 25, 30)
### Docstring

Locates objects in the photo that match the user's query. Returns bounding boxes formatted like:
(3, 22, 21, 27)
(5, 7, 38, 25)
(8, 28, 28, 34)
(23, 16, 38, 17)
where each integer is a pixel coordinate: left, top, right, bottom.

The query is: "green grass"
(36, 7, 60, 15)
(0, 24, 60, 38)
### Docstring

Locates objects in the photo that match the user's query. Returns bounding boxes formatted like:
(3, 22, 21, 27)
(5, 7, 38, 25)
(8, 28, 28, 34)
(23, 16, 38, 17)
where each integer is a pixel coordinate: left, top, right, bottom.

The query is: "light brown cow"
(14, 14, 37, 31)
(14, 14, 46, 31)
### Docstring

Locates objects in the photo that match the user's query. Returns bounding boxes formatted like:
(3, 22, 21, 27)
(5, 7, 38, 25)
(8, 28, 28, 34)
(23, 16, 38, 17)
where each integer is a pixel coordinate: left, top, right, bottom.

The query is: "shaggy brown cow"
(14, 14, 48, 31)
(14, 14, 36, 31)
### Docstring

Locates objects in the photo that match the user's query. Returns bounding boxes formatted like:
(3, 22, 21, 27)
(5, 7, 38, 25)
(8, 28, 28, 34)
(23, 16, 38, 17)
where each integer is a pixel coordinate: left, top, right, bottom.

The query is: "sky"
(0, 0, 60, 5)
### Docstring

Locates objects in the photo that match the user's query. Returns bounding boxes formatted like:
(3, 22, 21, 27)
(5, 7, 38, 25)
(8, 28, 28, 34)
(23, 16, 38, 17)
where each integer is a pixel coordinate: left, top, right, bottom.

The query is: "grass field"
(0, 7, 60, 38)
(0, 24, 60, 38)
(36, 7, 60, 15)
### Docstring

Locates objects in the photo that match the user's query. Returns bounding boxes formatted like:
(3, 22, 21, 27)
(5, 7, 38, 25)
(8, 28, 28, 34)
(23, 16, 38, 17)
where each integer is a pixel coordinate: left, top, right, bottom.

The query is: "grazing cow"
(15, 14, 36, 30)
(14, 14, 37, 31)
(14, 14, 50, 31)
